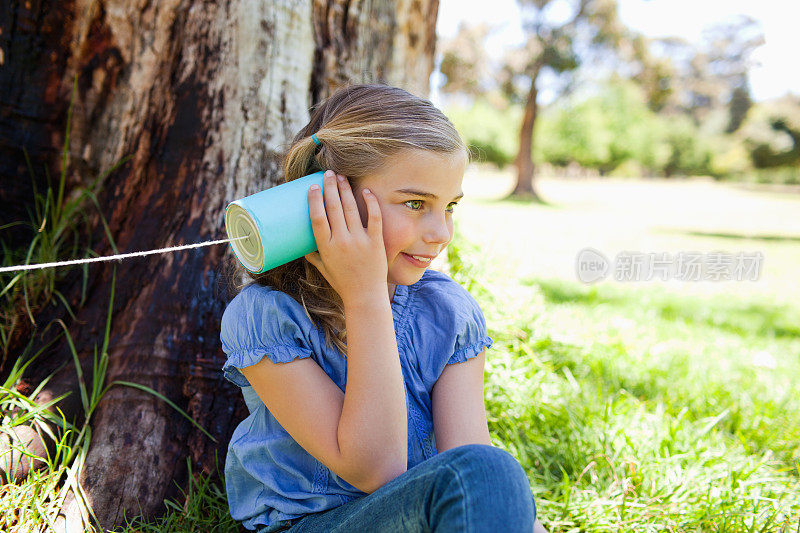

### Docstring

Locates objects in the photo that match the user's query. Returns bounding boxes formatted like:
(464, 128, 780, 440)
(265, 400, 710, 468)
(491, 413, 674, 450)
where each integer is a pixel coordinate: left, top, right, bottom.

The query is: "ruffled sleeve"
(220, 284, 315, 388)
(412, 270, 495, 386)
(446, 287, 494, 366)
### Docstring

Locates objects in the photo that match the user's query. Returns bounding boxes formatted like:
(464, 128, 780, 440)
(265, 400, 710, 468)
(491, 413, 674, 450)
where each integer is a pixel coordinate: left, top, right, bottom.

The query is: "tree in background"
(438, 23, 521, 168)
(627, 34, 675, 113)
(438, 5, 795, 184)
(641, 16, 764, 130)
(537, 79, 663, 175)
(535, 78, 714, 178)
(498, 0, 625, 201)
(439, 22, 493, 99)
(742, 95, 800, 169)
(702, 16, 764, 133)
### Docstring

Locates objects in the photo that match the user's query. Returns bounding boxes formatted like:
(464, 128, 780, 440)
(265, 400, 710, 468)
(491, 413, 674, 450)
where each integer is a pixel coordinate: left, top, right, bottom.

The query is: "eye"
(404, 200, 459, 213)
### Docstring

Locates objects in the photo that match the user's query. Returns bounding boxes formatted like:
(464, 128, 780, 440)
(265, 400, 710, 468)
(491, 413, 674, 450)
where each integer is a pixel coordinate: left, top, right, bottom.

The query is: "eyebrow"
(394, 189, 464, 201)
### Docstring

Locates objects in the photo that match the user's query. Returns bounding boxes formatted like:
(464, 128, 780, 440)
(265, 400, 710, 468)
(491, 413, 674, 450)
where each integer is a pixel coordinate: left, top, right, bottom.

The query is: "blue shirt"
(220, 268, 494, 531)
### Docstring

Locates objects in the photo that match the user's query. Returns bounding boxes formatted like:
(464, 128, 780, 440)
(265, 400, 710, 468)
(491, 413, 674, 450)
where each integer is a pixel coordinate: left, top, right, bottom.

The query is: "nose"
(423, 213, 452, 246)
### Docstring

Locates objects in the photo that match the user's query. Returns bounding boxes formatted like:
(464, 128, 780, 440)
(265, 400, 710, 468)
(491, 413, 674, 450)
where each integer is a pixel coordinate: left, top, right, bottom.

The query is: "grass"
(2, 167, 798, 531)
(119, 455, 238, 533)
(1, 267, 219, 532)
(472, 272, 799, 531)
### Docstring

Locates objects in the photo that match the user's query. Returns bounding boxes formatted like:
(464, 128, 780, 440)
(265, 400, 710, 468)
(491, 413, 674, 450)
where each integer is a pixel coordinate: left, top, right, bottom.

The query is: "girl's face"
(350, 148, 467, 300)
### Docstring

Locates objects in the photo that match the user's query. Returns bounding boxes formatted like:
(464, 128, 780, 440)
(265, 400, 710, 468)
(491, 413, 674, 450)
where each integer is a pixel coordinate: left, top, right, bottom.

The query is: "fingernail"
(310, 184, 319, 191)
(325, 170, 333, 177)
(363, 188, 371, 195)
(337, 175, 345, 183)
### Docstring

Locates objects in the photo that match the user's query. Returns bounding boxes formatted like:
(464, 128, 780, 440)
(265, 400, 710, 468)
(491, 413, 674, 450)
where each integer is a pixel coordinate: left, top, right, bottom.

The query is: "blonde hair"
(226, 83, 470, 356)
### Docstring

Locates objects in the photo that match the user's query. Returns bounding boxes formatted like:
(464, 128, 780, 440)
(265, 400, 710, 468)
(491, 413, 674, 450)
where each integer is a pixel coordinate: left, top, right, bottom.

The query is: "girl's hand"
(305, 170, 388, 305)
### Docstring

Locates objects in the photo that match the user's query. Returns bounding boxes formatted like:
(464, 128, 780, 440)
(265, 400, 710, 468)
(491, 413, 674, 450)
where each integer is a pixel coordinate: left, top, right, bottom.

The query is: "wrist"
(342, 284, 390, 310)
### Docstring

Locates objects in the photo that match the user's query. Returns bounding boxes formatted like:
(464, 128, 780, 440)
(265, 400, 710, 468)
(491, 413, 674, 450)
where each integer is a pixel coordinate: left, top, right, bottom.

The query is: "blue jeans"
(260, 444, 536, 532)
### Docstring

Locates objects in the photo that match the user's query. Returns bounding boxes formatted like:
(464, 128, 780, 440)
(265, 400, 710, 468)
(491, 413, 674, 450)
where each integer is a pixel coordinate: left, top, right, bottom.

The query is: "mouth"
(401, 252, 433, 267)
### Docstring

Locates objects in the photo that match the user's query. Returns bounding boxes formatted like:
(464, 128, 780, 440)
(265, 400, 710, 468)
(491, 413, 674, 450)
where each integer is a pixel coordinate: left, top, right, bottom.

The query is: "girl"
(220, 84, 545, 532)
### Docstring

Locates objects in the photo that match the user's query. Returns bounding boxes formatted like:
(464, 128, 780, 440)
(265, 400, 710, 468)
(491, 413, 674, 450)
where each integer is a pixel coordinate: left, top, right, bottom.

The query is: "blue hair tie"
(311, 133, 321, 146)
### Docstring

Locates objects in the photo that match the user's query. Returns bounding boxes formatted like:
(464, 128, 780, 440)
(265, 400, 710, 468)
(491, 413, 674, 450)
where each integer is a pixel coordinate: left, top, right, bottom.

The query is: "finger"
(308, 183, 330, 245)
(362, 188, 383, 240)
(322, 170, 346, 237)
(337, 174, 362, 233)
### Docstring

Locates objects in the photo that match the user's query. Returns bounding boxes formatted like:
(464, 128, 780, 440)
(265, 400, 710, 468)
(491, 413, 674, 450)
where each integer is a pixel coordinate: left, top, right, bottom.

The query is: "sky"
(433, 0, 800, 104)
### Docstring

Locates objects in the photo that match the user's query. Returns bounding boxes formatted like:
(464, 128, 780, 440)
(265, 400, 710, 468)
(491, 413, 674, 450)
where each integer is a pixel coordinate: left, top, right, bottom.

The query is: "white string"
(0, 235, 250, 274)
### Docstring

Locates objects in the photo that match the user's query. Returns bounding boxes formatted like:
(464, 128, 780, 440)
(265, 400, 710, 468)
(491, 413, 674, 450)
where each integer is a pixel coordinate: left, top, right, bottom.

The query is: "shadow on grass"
(470, 195, 563, 209)
(657, 228, 800, 243)
(655, 299, 800, 339)
(523, 277, 800, 339)
(520, 277, 626, 306)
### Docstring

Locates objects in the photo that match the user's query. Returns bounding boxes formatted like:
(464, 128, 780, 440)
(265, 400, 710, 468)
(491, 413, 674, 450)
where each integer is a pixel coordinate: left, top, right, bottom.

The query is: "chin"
(389, 268, 426, 287)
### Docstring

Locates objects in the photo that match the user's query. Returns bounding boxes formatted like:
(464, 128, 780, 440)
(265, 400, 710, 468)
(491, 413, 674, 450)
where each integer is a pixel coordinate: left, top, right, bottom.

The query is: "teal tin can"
(224, 171, 326, 273)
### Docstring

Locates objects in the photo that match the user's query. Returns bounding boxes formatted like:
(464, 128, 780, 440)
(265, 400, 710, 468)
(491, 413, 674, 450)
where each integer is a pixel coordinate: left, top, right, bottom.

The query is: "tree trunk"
(0, 0, 439, 530)
(509, 69, 541, 201)
(0, 1, 74, 253)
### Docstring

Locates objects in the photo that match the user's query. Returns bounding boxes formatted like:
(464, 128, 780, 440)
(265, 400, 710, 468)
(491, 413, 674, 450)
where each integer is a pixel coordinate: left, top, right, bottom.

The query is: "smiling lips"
(402, 253, 434, 267)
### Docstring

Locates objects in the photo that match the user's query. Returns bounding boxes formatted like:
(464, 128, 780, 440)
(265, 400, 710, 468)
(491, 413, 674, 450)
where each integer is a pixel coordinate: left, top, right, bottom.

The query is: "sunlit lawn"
(455, 165, 800, 305)
(448, 166, 800, 531)
(5, 167, 799, 532)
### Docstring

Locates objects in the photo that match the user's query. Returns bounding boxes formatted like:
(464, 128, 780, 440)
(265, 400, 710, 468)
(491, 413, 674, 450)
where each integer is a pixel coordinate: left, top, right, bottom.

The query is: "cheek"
(382, 214, 415, 253)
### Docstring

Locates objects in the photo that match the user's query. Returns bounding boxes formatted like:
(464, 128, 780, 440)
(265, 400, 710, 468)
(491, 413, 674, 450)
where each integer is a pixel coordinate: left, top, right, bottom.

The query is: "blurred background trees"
(437, 1, 800, 194)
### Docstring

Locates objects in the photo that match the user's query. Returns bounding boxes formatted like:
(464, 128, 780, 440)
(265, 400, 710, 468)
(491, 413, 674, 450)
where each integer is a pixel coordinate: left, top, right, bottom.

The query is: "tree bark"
(0, 1, 76, 253)
(0, 0, 439, 530)
(510, 69, 542, 201)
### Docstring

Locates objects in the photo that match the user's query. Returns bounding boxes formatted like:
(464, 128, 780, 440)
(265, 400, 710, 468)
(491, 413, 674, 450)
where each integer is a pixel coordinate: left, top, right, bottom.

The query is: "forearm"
(337, 289, 408, 486)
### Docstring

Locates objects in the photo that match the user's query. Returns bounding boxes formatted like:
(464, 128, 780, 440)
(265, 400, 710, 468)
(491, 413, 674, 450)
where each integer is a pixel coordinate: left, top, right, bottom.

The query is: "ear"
(304, 251, 321, 270)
